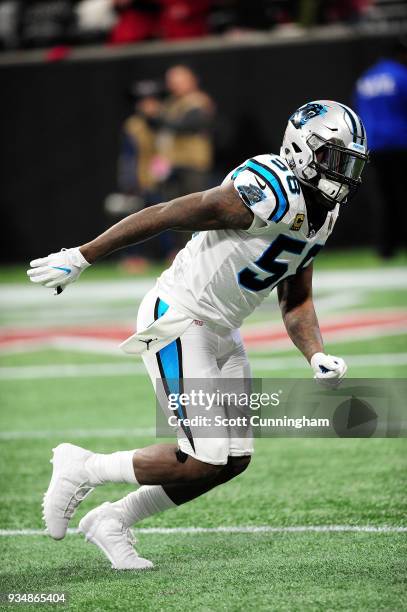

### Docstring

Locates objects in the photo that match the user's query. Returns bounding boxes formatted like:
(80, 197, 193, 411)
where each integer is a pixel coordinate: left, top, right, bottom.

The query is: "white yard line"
(0, 337, 127, 356)
(312, 290, 366, 312)
(242, 307, 407, 332)
(250, 352, 407, 370)
(0, 279, 155, 307)
(0, 352, 406, 380)
(245, 326, 407, 353)
(0, 525, 405, 537)
(0, 362, 146, 379)
(0, 427, 155, 440)
(1, 268, 406, 308)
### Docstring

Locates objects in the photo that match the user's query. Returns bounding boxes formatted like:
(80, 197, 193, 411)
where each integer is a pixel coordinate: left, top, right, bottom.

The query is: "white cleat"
(42, 443, 95, 540)
(79, 503, 153, 570)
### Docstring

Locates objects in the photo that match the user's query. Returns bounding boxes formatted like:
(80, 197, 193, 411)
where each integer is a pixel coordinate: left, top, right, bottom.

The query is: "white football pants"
(137, 287, 254, 465)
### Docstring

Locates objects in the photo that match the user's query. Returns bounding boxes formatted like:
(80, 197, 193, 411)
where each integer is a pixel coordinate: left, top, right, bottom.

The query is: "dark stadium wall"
(0, 35, 395, 262)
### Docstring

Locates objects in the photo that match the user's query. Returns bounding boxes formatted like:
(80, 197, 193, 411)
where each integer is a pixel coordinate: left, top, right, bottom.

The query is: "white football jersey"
(156, 154, 339, 329)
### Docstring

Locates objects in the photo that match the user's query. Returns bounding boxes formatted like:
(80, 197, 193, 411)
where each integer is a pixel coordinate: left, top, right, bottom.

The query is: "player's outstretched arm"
(81, 182, 253, 264)
(278, 265, 347, 386)
(27, 182, 253, 290)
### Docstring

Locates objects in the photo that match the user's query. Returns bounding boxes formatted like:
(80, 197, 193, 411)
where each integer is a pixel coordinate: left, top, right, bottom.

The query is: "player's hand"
(310, 352, 347, 388)
(27, 247, 90, 290)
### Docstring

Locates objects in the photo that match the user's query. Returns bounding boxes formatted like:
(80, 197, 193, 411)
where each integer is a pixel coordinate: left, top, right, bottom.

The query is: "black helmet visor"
(307, 134, 369, 186)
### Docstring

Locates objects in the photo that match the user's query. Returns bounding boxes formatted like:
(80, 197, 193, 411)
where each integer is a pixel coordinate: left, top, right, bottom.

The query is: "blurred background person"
(355, 38, 407, 258)
(119, 66, 216, 261)
(142, 65, 215, 203)
(108, 0, 160, 45)
(157, 0, 211, 40)
(106, 79, 175, 271)
(108, 0, 211, 46)
(118, 79, 162, 201)
(0, 1, 395, 53)
(0, 0, 20, 51)
(75, 0, 116, 45)
(136, 64, 216, 252)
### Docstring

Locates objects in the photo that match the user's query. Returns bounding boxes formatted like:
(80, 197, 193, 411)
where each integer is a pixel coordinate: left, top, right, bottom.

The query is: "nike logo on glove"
(51, 266, 72, 274)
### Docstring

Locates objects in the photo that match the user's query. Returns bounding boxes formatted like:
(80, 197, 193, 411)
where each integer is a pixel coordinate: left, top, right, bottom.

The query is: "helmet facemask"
(306, 134, 369, 205)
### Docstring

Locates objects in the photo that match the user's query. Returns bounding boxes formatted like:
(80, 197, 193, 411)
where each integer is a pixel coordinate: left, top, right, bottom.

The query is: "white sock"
(85, 450, 139, 486)
(111, 486, 176, 528)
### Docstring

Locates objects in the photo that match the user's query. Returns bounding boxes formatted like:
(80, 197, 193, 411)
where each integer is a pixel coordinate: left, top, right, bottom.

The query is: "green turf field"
(0, 250, 406, 611)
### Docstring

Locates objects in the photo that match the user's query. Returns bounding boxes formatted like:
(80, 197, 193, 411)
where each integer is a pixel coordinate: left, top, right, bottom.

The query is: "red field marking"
(242, 311, 407, 347)
(0, 326, 129, 343)
(0, 310, 406, 352)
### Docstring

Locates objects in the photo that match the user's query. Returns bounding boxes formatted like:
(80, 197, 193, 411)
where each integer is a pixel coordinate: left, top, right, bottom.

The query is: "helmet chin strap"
(317, 177, 349, 204)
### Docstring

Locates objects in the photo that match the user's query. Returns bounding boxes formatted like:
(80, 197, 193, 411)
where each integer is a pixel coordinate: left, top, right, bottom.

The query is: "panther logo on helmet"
(290, 103, 328, 129)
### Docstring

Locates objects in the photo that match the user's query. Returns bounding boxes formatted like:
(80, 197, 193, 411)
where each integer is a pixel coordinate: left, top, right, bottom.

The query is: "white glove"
(27, 247, 90, 291)
(310, 352, 347, 388)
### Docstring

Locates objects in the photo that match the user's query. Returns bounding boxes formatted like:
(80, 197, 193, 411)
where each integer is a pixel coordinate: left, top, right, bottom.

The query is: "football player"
(27, 101, 368, 570)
